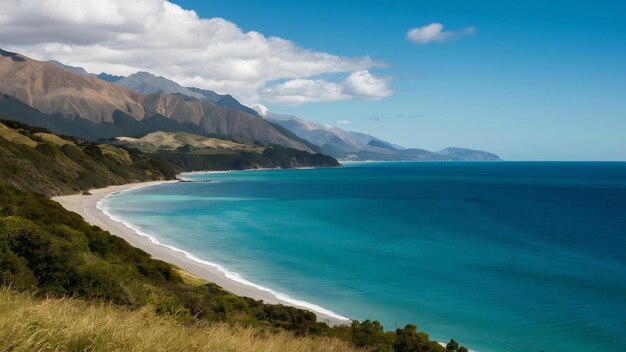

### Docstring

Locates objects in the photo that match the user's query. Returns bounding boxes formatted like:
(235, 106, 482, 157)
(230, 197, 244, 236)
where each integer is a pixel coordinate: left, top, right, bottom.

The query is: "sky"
(1, 0, 625, 160)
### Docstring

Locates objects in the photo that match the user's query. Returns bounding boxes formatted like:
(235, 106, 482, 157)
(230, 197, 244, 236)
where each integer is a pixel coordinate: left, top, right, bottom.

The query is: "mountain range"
(0, 49, 312, 151)
(259, 110, 500, 161)
(0, 48, 500, 161)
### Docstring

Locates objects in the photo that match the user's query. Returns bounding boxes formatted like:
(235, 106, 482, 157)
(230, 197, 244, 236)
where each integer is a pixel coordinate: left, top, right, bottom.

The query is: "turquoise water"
(103, 162, 626, 351)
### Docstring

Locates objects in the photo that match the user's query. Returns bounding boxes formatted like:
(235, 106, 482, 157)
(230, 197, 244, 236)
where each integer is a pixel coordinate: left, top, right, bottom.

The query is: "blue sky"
(2, 0, 624, 160)
(173, 0, 626, 160)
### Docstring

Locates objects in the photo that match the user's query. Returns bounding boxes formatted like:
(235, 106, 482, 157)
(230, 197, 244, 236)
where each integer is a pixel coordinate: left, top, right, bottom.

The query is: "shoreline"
(52, 179, 351, 327)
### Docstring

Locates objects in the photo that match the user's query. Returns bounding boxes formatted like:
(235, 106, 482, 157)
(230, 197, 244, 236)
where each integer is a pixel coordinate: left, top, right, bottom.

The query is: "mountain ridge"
(263, 110, 501, 161)
(0, 49, 313, 152)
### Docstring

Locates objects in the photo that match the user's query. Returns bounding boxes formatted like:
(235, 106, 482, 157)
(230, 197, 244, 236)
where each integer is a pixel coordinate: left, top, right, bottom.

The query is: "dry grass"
(174, 268, 209, 286)
(134, 131, 265, 153)
(32, 132, 76, 147)
(97, 144, 133, 164)
(0, 288, 358, 352)
(0, 122, 37, 147)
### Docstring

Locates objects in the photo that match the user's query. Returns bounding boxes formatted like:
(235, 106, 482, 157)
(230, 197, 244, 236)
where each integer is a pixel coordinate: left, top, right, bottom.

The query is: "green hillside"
(110, 130, 340, 171)
(0, 119, 175, 196)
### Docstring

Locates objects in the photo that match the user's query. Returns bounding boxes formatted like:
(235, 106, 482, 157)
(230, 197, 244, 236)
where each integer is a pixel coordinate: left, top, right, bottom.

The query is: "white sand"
(52, 180, 350, 326)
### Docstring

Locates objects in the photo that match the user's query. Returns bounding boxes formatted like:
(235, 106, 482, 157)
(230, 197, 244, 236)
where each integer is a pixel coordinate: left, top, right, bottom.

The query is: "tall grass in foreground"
(0, 288, 359, 352)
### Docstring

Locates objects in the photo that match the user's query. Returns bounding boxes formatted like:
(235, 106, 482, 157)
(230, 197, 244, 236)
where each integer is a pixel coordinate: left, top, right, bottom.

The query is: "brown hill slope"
(0, 49, 144, 123)
(0, 49, 313, 152)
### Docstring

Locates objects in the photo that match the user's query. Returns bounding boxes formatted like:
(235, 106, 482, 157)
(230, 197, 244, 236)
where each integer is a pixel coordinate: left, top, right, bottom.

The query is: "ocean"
(100, 162, 626, 351)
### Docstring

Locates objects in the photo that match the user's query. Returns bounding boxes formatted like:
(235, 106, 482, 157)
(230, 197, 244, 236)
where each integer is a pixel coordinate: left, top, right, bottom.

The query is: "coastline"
(52, 179, 351, 327)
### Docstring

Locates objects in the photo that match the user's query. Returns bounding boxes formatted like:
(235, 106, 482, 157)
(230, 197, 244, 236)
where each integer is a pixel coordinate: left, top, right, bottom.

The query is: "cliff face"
(0, 49, 313, 152)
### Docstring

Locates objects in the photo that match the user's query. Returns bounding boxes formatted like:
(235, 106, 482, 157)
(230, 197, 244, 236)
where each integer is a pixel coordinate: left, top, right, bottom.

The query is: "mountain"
(115, 72, 260, 117)
(263, 111, 445, 161)
(47, 60, 91, 76)
(437, 147, 502, 161)
(115, 71, 207, 100)
(48, 60, 124, 82)
(262, 110, 501, 161)
(213, 94, 261, 117)
(265, 112, 376, 152)
(1, 49, 145, 123)
(97, 72, 124, 82)
(0, 49, 313, 152)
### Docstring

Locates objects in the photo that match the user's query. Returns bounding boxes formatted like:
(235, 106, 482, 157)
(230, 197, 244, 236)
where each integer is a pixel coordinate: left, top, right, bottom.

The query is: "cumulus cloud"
(0, 0, 390, 105)
(407, 23, 475, 44)
(263, 70, 392, 106)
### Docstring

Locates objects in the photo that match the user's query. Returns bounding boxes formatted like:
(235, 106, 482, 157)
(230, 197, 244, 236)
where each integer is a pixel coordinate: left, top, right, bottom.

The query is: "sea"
(100, 162, 626, 352)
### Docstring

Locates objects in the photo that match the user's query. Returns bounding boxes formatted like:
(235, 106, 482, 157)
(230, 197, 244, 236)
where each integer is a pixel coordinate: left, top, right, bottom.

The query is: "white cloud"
(0, 0, 390, 105)
(336, 119, 351, 125)
(343, 70, 392, 100)
(262, 78, 349, 105)
(407, 23, 475, 45)
(263, 70, 392, 106)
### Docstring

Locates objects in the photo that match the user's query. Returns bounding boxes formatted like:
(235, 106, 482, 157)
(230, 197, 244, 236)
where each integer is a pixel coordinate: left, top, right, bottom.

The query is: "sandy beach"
(52, 180, 350, 326)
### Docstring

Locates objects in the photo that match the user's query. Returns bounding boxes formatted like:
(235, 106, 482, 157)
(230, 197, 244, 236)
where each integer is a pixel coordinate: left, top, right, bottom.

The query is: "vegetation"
(112, 131, 265, 154)
(0, 119, 175, 196)
(0, 120, 467, 351)
(111, 130, 341, 171)
(159, 144, 339, 171)
(0, 288, 356, 352)
(0, 119, 338, 196)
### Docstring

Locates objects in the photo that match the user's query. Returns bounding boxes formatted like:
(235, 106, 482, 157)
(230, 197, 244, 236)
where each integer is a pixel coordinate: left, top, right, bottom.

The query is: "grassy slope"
(130, 130, 265, 153)
(0, 289, 356, 352)
(0, 120, 175, 196)
(111, 130, 341, 171)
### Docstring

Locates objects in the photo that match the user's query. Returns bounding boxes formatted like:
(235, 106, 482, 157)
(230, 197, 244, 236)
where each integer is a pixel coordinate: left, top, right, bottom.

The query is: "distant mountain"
(437, 147, 502, 161)
(262, 109, 501, 161)
(47, 60, 91, 76)
(115, 71, 207, 100)
(0, 49, 313, 152)
(97, 72, 124, 82)
(187, 87, 222, 103)
(46, 59, 260, 117)
(115, 72, 260, 117)
(213, 94, 260, 117)
(264, 112, 376, 153)
(48, 60, 124, 83)
(262, 111, 444, 161)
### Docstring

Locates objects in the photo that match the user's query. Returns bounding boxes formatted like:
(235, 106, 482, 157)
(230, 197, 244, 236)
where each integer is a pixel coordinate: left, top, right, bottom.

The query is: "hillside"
(0, 49, 144, 123)
(116, 131, 264, 153)
(0, 49, 313, 152)
(0, 119, 338, 197)
(0, 119, 175, 196)
(0, 289, 355, 352)
(109, 130, 339, 171)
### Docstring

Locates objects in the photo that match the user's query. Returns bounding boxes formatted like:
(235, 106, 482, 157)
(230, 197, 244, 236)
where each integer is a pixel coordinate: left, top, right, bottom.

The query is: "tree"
(446, 339, 459, 351)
